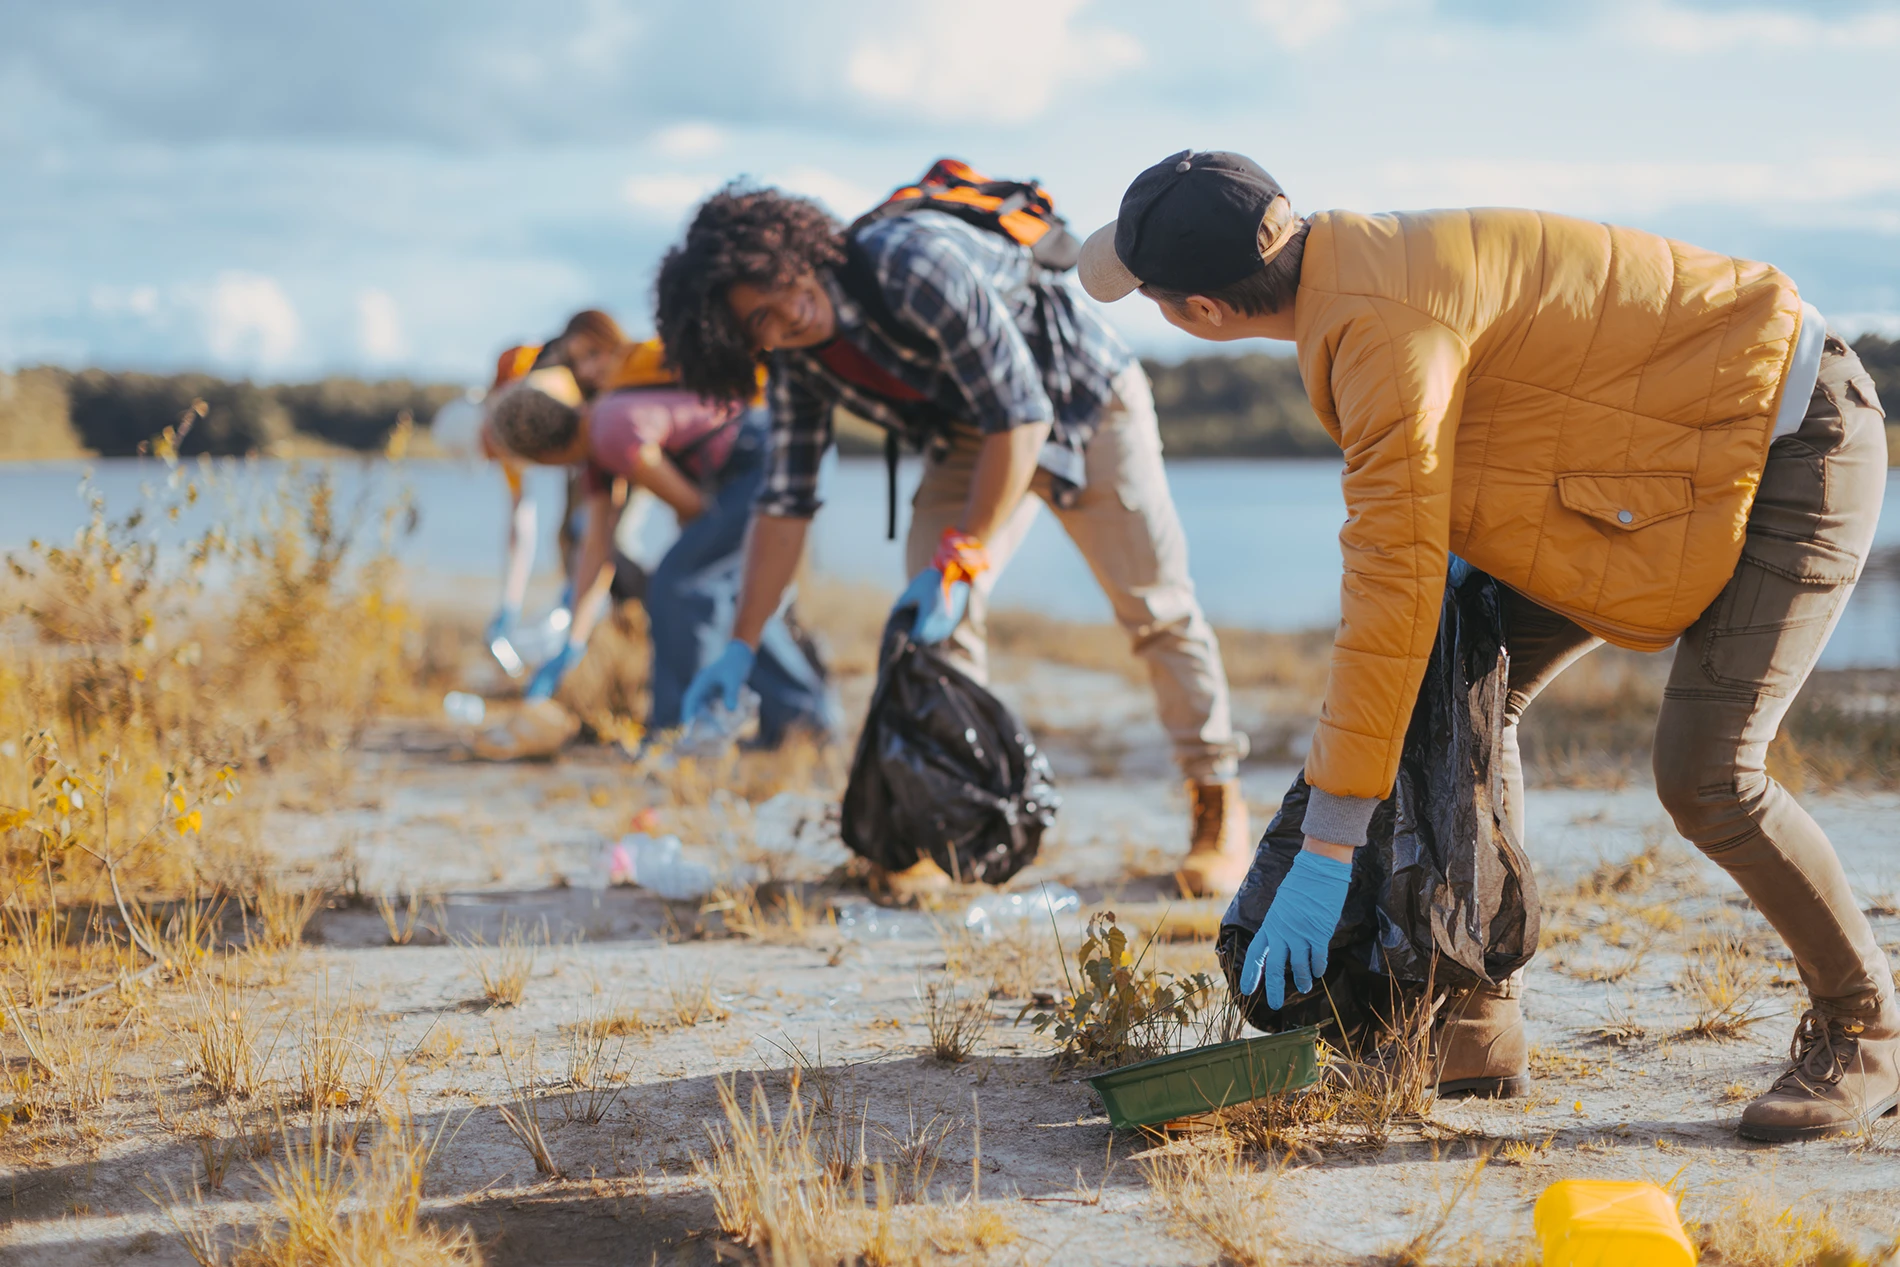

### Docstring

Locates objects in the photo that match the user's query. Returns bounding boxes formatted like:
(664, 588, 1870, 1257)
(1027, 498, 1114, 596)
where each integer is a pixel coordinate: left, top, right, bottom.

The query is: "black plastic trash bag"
(840, 608, 1059, 884)
(1217, 561, 1540, 1040)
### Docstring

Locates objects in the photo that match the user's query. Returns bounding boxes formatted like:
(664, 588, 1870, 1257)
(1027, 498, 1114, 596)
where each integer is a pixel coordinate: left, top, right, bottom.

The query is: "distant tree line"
(0, 367, 459, 458)
(3, 336, 1896, 461)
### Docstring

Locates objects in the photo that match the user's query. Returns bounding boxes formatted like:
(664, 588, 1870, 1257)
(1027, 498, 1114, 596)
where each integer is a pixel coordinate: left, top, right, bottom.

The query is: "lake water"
(5, 456, 1900, 669)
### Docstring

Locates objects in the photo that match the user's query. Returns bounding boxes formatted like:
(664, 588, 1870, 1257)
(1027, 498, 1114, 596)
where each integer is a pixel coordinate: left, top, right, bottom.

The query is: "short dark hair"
(488, 381, 581, 461)
(1142, 220, 1310, 318)
(654, 183, 847, 402)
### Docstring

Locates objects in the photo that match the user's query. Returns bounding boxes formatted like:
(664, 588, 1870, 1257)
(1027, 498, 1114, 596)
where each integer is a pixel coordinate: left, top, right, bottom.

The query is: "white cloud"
(203, 272, 300, 369)
(1371, 156, 1900, 219)
(88, 283, 162, 317)
(355, 288, 408, 363)
(651, 121, 728, 158)
(1636, 4, 1900, 53)
(620, 172, 722, 220)
(767, 166, 878, 219)
(846, 0, 1142, 124)
(1251, 0, 1355, 48)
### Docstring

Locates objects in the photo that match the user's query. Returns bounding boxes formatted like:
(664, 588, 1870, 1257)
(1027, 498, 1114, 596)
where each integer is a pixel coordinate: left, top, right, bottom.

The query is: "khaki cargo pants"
(906, 364, 1245, 783)
(1501, 334, 1895, 1022)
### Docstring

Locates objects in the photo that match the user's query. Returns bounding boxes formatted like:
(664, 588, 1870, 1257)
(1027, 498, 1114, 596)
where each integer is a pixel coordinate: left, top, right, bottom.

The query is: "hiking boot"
(1436, 972, 1531, 1099)
(868, 856, 953, 901)
(1737, 1009, 1900, 1142)
(1177, 780, 1253, 897)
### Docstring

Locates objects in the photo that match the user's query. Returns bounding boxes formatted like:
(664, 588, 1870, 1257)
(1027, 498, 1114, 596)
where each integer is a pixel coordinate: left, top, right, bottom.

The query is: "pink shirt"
(584, 388, 741, 490)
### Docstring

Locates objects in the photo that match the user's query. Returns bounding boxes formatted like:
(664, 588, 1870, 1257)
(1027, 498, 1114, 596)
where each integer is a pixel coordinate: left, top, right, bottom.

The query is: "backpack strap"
(884, 428, 900, 542)
(834, 234, 951, 543)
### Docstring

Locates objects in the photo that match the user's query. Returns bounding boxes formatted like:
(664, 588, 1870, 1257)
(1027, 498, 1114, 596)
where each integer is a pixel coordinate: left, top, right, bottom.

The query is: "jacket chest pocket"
(1556, 473, 1695, 532)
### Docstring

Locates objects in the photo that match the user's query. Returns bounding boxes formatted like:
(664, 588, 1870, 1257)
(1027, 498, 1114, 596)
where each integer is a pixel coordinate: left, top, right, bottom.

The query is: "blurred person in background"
(486, 360, 838, 747)
(430, 321, 665, 683)
(430, 341, 551, 674)
(654, 182, 1251, 898)
(1084, 148, 1894, 1138)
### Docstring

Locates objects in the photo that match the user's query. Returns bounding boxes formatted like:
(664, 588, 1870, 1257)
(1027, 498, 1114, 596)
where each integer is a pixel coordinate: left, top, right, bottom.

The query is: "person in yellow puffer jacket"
(1082, 150, 1895, 1144)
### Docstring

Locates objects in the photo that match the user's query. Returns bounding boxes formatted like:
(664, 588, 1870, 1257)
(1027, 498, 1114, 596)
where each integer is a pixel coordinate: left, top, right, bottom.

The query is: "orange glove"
(930, 528, 990, 600)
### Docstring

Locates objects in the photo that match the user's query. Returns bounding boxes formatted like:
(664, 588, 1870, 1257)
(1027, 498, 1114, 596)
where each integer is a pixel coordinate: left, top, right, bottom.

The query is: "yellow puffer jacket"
(1295, 207, 1801, 806)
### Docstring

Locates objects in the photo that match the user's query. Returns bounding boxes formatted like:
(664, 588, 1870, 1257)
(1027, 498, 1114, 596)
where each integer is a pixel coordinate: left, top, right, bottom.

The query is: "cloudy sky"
(6, 0, 1898, 382)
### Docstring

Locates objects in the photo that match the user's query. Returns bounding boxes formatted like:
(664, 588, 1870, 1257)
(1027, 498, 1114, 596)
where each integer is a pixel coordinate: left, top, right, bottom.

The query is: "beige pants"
(1501, 334, 1895, 1023)
(906, 364, 1244, 783)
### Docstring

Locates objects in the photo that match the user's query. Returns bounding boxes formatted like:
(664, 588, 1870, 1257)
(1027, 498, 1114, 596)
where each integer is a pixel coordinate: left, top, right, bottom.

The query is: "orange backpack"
(852, 159, 1081, 270)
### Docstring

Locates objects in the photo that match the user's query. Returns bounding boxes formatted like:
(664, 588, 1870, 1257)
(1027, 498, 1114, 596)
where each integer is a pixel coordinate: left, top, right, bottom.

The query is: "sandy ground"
(5, 654, 1900, 1265)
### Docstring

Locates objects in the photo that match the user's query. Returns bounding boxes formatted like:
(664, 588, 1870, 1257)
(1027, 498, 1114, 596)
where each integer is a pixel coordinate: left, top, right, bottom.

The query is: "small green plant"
(1025, 911, 1215, 1066)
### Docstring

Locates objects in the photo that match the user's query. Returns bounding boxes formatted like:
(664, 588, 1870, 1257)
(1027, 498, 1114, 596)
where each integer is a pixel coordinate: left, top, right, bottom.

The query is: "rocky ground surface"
(5, 654, 1900, 1265)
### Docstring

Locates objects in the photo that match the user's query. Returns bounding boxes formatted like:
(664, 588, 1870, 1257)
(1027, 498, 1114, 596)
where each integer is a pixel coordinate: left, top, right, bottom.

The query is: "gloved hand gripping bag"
(1218, 564, 1540, 1039)
(840, 607, 1059, 884)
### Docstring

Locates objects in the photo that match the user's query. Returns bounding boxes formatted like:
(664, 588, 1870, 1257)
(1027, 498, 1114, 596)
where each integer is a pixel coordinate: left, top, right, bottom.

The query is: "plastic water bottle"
(620, 832, 715, 901)
(962, 883, 1083, 937)
(674, 689, 761, 757)
(443, 691, 486, 726)
(833, 900, 927, 941)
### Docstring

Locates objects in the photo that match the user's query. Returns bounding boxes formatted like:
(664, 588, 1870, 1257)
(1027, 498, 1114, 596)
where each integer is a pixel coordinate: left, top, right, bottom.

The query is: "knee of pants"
(1652, 738, 1768, 853)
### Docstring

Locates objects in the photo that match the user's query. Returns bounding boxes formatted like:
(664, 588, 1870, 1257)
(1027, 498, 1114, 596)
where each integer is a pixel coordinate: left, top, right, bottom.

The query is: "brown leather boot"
(1435, 972, 1531, 1098)
(1177, 780, 1253, 897)
(1738, 1009, 1900, 1142)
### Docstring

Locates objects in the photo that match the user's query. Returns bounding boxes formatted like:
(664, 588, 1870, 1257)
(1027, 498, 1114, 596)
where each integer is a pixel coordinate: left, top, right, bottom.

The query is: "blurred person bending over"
(432, 342, 551, 662)
(1083, 149, 1894, 1139)
(654, 183, 1250, 897)
(487, 361, 838, 748)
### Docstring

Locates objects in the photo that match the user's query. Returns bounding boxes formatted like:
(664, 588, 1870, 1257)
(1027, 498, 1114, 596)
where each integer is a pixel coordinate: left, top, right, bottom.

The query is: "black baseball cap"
(1079, 150, 1294, 302)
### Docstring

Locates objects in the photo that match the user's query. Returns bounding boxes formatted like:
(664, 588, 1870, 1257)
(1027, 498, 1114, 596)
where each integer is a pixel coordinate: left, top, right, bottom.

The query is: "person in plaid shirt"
(655, 182, 1250, 896)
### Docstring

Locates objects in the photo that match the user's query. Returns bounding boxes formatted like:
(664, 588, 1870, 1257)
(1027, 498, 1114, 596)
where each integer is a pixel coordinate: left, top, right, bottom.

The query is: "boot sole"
(1737, 1095, 1900, 1143)
(1437, 1074, 1531, 1100)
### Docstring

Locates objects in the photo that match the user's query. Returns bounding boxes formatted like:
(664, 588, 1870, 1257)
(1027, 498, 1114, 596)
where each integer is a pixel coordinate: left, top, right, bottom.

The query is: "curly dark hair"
(654, 183, 846, 402)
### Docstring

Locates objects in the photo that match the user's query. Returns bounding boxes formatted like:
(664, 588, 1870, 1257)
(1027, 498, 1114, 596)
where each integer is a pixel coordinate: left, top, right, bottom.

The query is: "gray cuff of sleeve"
(1302, 787, 1381, 848)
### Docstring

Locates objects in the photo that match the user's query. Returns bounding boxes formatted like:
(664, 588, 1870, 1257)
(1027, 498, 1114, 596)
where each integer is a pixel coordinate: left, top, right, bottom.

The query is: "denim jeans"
(645, 410, 841, 747)
(1501, 335, 1894, 1022)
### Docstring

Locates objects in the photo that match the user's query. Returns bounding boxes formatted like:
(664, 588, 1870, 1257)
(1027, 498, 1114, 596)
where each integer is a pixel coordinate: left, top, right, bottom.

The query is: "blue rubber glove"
(1239, 849, 1355, 1010)
(896, 569, 970, 645)
(524, 643, 582, 701)
(682, 639, 756, 722)
(484, 603, 520, 646)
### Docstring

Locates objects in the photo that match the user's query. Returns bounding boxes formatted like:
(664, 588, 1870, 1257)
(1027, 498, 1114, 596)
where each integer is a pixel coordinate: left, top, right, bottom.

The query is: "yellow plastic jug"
(1534, 1179, 1697, 1267)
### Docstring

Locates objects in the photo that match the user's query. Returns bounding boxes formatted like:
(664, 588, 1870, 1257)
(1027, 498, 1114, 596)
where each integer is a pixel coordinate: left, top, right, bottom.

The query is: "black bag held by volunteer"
(841, 605, 1059, 884)
(1217, 561, 1540, 1041)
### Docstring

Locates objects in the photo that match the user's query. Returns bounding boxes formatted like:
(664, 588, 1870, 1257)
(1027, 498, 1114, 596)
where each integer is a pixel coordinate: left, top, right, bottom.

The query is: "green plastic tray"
(1088, 1027, 1321, 1130)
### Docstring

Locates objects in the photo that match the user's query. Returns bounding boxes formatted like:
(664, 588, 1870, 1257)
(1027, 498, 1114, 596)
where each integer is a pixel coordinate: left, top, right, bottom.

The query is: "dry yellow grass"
(1143, 1141, 1283, 1266)
(1677, 934, 1773, 1041)
(918, 973, 989, 1064)
(1684, 1184, 1866, 1266)
(694, 1073, 1011, 1267)
(181, 973, 273, 1100)
(454, 918, 540, 1008)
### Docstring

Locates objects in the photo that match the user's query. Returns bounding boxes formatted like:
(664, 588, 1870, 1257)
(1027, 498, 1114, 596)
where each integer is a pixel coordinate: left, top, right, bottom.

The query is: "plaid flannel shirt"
(756, 211, 1133, 519)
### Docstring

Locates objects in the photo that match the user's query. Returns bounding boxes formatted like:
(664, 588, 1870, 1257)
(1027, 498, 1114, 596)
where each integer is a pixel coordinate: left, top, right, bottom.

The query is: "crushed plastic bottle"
(961, 883, 1082, 938)
(831, 899, 932, 942)
(443, 691, 486, 726)
(619, 832, 715, 901)
(673, 689, 761, 758)
(578, 837, 637, 890)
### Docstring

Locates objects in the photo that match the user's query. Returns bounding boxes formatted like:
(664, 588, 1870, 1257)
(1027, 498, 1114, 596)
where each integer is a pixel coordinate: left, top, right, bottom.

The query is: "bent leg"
(1046, 365, 1243, 783)
(1653, 336, 1893, 1023)
(1496, 588, 1603, 845)
(904, 429, 1041, 686)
